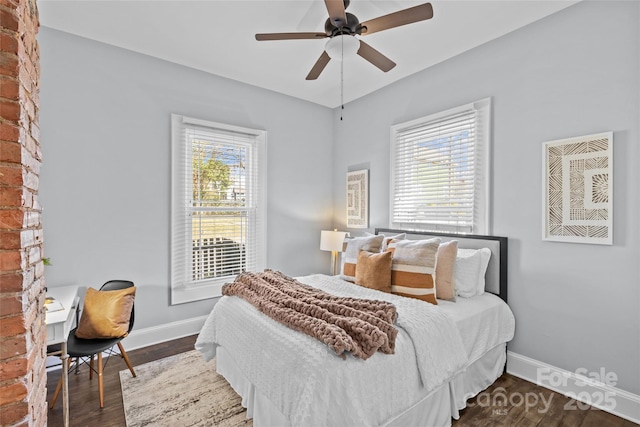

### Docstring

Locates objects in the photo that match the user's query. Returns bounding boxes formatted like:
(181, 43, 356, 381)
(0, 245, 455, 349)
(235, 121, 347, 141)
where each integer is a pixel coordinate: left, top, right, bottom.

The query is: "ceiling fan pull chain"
(340, 33, 344, 121)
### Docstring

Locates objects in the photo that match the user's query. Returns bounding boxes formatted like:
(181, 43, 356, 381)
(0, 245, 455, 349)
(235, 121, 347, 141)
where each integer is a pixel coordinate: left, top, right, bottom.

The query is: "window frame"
(389, 98, 491, 234)
(170, 114, 266, 304)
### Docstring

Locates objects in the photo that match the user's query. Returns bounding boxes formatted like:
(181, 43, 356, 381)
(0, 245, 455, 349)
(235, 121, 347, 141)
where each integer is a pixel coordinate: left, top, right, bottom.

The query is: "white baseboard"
(46, 315, 209, 371)
(507, 351, 640, 424)
(121, 315, 209, 351)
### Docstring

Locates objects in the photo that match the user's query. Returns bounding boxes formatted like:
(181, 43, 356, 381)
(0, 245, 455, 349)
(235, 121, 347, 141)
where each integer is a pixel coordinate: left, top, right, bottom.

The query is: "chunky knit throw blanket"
(221, 270, 398, 359)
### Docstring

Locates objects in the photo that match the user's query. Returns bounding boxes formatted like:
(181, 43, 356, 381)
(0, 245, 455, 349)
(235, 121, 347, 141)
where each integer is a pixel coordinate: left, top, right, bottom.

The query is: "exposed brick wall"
(0, 0, 47, 426)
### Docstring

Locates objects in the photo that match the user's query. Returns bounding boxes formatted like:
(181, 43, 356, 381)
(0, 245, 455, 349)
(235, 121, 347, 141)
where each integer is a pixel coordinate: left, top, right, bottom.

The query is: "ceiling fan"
(255, 0, 434, 80)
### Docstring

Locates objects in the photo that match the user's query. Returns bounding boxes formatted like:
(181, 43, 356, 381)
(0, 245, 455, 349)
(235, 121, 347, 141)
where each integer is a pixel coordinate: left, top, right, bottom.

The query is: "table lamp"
(320, 229, 347, 276)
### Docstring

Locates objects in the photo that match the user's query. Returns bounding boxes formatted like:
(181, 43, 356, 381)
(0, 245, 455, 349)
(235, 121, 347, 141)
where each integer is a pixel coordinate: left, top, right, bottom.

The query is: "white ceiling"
(37, 0, 579, 108)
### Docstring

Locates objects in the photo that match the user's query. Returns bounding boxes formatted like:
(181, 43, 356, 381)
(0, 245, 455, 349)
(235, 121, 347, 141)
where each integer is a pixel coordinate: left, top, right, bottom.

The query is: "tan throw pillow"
(355, 250, 393, 293)
(75, 286, 136, 339)
(385, 237, 404, 255)
(435, 240, 458, 301)
(390, 238, 441, 305)
(340, 235, 385, 282)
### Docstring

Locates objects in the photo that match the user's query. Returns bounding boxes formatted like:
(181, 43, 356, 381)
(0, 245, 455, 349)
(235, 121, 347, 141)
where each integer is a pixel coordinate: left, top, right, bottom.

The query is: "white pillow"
(477, 248, 491, 295)
(455, 248, 491, 298)
(454, 250, 481, 298)
(364, 232, 406, 251)
(340, 235, 385, 282)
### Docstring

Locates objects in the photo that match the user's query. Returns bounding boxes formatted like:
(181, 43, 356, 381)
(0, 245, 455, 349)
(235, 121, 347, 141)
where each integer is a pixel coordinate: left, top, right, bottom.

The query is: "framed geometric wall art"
(346, 169, 369, 228)
(542, 131, 613, 245)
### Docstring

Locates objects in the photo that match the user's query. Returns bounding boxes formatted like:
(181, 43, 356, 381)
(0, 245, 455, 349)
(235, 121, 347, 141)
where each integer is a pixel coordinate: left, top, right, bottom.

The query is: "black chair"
(50, 280, 137, 409)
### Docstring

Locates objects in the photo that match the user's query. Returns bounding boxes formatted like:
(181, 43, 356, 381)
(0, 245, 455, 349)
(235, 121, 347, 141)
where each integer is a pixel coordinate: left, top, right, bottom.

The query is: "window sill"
(171, 281, 223, 305)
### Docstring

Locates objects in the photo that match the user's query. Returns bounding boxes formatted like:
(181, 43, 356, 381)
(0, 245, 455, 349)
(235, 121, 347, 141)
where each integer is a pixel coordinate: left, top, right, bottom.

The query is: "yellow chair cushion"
(75, 286, 136, 339)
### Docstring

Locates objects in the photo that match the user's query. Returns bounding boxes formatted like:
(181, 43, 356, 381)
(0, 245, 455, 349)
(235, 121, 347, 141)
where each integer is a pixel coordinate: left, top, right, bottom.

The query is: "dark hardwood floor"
(46, 335, 637, 426)
(46, 335, 198, 427)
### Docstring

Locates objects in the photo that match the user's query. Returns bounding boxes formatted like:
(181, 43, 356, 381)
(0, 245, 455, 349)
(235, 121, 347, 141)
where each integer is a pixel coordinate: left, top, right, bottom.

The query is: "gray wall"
(39, 28, 334, 328)
(332, 1, 639, 394)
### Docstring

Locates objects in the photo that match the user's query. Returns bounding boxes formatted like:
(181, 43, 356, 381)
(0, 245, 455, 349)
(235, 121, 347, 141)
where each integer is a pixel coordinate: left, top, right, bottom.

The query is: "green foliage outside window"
(192, 146, 231, 204)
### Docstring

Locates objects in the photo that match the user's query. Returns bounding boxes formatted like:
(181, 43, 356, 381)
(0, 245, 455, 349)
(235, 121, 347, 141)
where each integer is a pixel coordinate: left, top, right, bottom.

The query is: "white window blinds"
(390, 98, 490, 234)
(171, 115, 266, 304)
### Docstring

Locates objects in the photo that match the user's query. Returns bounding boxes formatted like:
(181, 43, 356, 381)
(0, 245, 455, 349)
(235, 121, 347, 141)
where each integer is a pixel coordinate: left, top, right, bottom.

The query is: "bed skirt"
(215, 343, 507, 427)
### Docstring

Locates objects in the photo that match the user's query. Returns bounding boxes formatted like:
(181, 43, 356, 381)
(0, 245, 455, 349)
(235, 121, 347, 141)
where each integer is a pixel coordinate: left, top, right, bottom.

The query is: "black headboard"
(375, 228, 508, 303)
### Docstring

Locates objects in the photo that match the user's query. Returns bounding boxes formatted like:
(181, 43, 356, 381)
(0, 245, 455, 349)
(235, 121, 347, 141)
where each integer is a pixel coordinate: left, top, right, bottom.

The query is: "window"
(171, 115, 266, 304)
(390, 98, 491, 234)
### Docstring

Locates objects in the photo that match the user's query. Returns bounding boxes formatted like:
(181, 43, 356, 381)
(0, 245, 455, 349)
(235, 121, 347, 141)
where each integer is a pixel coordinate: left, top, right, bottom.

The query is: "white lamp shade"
(320, 230, 347, 252)
(325, 35, 360, 60)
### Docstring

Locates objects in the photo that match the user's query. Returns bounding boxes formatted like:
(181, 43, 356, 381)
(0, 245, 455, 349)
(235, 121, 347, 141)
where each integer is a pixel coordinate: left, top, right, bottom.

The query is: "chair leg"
(89, 354, 94, 380)
(98, 352, 104, 408)
(117, 342, 136, 377)
(49, 374, 63, 409)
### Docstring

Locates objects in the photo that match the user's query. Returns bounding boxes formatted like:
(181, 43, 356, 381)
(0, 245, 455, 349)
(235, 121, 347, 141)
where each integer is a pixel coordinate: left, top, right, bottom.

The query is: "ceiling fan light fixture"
(325, 35, 360, 60)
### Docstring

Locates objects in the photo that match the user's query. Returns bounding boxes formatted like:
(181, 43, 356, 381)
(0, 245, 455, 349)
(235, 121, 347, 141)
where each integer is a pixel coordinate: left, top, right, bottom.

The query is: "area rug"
(120, 350, 251, 426)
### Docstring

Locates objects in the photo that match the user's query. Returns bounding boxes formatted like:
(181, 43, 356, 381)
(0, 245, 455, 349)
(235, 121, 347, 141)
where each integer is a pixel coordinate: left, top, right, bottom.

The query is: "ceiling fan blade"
(306, 51, 331, 80)
(255, 32, 327, 41)
(324, 0, 348, 28)
(360, 3, 434, 36)
(357, 40, 396, 72)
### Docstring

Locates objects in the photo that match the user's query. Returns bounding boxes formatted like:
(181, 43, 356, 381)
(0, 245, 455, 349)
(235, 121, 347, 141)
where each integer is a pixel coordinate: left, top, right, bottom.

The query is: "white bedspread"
(438, 293, 515, 364)
(195, 274, 468, 426)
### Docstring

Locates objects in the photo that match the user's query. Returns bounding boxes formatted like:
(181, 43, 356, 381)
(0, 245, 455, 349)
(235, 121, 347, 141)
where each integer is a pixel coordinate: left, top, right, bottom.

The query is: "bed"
(195, 228, 515, 426)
